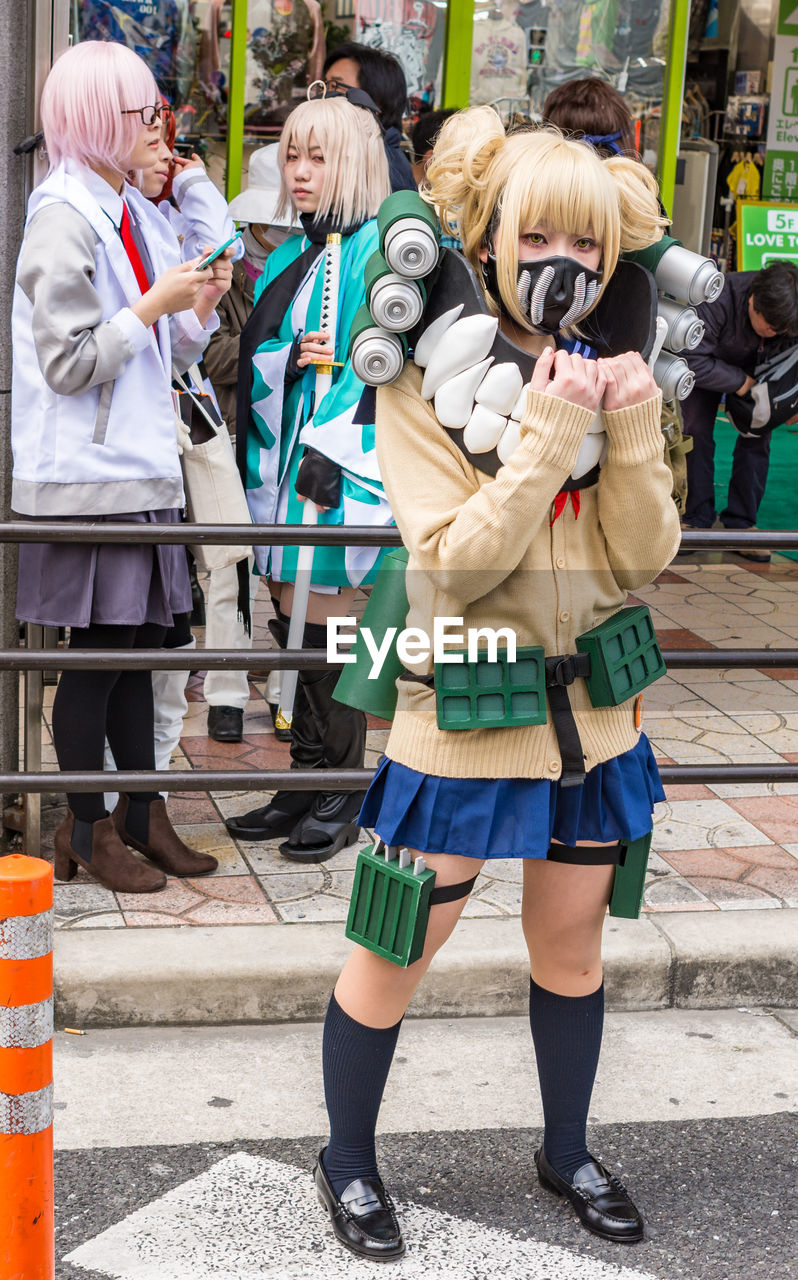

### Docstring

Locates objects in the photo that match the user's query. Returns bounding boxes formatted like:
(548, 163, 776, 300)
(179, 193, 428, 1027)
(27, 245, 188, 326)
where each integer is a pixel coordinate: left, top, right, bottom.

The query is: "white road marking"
(65, 1152, 660, 1280)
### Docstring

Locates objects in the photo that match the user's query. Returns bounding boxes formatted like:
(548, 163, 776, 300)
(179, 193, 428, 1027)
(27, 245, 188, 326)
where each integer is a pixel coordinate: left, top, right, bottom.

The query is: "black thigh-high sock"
(529, 976, 604, 1181)
(321, 991, 403, 1197)
(105, 622, 169, 843)
(51, 622, 138, 822)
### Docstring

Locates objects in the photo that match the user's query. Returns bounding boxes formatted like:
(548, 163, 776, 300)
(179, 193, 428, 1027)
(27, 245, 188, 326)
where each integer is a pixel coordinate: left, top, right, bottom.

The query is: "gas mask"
(483, 251, 603, 334)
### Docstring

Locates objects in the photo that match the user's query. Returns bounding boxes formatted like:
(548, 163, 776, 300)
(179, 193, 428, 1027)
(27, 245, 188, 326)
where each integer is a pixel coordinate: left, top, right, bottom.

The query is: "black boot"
(225, 615, 322, 840)
(280, 657, 366, 863)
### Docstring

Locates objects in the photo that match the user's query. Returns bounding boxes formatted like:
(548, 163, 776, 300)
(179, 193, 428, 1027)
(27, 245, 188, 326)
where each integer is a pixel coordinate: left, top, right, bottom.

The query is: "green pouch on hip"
(576, 606, 666, 708)
(609, 830, 652, 918)
(434, 646, 547, 730)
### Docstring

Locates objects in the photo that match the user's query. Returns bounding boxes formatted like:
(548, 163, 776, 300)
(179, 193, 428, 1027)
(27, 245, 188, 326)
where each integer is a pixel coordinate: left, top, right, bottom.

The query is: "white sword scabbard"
(276, 234, 342, 730)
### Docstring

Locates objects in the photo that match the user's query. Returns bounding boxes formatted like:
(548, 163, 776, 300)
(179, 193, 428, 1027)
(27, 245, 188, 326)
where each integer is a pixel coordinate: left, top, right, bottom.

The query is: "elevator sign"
(763, 2, 798, 198)
(737, 201, 798, 269)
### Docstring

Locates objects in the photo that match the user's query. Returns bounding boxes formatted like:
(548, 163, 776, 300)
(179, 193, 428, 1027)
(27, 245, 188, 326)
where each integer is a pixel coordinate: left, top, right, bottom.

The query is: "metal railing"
(2, 522, 798, 857)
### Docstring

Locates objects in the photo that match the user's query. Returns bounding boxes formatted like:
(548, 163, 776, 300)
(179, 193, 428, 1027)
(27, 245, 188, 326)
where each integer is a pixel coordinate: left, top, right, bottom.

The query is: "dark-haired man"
(410, 107, 457, 184)
(682, 261, 798, 560)
(323, 41, 416, 191)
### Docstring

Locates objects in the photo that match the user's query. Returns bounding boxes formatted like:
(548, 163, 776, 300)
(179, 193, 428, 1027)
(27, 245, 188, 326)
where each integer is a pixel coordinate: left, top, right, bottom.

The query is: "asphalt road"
(50, 1011, 797, 1280)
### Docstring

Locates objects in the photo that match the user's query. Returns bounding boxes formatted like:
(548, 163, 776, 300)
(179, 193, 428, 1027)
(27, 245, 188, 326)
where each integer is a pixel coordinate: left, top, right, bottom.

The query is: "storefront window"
(71, 2, 234, 164)
(471, 0, 670, 123)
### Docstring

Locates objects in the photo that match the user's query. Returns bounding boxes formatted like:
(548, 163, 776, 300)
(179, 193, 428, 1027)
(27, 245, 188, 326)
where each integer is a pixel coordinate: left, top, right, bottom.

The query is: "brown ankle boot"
(54, 812, 167, 893)
(112, 796, 218, 876)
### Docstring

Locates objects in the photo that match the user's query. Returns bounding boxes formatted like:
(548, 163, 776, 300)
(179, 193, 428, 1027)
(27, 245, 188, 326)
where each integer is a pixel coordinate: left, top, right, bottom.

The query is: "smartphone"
(196, 231, 242, 271)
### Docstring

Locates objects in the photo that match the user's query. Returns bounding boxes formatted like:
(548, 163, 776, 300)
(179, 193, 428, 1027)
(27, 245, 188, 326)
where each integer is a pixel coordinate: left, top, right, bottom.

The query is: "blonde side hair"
(276, 97, 390, 227)
(426, 109, 666, 333)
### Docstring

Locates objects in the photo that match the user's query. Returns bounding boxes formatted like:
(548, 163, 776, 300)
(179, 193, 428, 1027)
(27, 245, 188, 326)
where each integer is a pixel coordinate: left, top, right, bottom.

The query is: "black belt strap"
(546, 841, 623, 865)
(400, 650, 592, 788)
(545, 654, 591, 788)
(429, 875, 479, 905)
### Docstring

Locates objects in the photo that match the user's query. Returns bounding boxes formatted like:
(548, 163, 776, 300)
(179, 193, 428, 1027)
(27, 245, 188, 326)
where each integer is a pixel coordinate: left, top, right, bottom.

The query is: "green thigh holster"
(609, 831, 653, 918)
(345, 842, 477, 967)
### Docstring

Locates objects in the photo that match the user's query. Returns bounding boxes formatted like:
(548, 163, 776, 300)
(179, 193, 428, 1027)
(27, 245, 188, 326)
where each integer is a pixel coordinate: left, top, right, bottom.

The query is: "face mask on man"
(264, 224, 296, 246)
(483, 251, 603, 334)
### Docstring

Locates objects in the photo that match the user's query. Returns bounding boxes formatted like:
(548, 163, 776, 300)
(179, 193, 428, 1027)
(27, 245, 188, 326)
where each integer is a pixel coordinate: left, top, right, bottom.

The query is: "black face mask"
(483, 252, 603, 334)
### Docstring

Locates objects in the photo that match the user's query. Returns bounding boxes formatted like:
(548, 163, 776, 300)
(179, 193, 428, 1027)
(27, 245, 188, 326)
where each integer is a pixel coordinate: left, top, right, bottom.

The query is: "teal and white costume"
(243, 222, 393, 588)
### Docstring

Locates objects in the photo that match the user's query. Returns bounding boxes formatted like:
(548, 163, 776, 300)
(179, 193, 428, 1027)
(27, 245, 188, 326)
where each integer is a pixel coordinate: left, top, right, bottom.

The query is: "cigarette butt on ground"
(64, 1028, 86, 1036)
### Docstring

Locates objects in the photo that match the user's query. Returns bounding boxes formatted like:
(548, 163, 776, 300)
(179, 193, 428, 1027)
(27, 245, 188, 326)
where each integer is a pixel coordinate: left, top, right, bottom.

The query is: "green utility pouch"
(345, 842, 479, 967)
(576, 606, 666, 708)
(345, 842, 436, 967)
(433, 647, 548, 731)
(609, 830, 653, 918)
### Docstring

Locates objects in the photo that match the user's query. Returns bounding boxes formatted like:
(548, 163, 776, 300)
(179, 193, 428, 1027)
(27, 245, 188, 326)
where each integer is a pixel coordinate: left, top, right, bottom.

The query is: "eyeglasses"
(120, 104, 168, 127)
(324, 76, 358, 95)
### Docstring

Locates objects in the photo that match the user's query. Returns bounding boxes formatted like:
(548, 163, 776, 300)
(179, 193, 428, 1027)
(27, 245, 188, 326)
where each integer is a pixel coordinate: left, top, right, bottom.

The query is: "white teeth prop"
(496, 417, 522, 464)
(510, 385, 530, 422)
(413, 305, 464, 369)
(433, 358, 494, 429)
(474, 363, 524, 416)
(570, 430, 605, 479)
(463, 404, 508, 453)
(421, 314, 499, 399)
(528, 265, 555, 328)
(559, 274, 602, 329)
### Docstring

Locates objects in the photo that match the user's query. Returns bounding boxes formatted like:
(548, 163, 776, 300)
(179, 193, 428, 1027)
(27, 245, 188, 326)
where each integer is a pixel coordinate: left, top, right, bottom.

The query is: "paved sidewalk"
(26, 550, 798, 1023)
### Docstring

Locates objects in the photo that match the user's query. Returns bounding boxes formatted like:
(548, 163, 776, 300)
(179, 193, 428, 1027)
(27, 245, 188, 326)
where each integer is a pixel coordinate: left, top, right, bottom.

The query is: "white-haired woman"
(226, 95, 393, 861)
(312, 109, 680, 1260)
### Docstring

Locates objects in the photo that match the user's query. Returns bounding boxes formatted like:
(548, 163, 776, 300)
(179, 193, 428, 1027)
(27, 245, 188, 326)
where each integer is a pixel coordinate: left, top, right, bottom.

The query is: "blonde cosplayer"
(426, 108, 666, 335)
(276, 96, 390, 229)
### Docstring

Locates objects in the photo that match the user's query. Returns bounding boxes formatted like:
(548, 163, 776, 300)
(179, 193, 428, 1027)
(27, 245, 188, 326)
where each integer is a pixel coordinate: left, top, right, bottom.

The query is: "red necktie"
(119, 202, 150, 297)
(550, 489, 581, 526)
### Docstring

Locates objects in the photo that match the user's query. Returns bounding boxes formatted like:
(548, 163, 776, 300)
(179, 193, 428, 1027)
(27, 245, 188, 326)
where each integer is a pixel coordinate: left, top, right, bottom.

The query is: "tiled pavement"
(31, 552, 798, 931)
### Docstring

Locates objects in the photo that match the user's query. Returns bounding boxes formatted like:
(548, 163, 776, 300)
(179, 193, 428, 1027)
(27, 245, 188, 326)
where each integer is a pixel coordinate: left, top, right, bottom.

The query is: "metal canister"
(657, 296, 705, 351)
(654, 245, 724, 306)
(653, 351, 695, 401)
(383, 218, 440, 278)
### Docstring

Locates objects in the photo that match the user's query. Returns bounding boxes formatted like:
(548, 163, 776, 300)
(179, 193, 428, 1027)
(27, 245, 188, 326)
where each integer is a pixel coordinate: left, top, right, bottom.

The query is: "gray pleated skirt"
(16, 509, 192, 629)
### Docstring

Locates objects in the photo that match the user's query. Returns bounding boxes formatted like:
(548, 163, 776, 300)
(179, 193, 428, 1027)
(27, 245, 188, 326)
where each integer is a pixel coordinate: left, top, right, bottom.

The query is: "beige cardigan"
(375, 362, 681, 780)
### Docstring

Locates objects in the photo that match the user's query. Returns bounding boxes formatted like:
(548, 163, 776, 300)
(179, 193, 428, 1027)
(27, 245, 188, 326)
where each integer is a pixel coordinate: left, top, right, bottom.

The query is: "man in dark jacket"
(323, 42, 416, 192)
(682, 262, 798, 560)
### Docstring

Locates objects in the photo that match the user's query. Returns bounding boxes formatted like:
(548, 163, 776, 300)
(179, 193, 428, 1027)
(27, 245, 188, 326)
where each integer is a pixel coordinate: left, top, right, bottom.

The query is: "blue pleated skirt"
(359, 734, 664, 859)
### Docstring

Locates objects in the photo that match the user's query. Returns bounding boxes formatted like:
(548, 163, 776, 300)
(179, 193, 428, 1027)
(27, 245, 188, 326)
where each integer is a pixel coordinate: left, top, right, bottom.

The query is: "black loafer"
(313, 1149, 405, 1261)
(207, 705, 243, 743)
(535, 1146, 644, 1243)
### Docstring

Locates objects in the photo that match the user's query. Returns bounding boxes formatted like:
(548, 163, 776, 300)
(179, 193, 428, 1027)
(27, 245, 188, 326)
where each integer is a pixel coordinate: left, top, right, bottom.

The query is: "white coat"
(11, 159, 217, 517)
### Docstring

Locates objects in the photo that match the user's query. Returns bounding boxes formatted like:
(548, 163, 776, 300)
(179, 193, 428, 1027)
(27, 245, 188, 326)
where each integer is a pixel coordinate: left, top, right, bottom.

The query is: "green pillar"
(441, 0, 473, 109)
(226, 0, 249, 201)
(657, 0, 691, 219)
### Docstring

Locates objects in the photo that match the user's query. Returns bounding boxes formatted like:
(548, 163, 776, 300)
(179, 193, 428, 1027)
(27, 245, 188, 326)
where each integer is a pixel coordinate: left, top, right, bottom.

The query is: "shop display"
(77, 0, 197, 106)
(470, 0, 529, 106)
(246, 0, 324, 126)
(354, 0, 444, 111)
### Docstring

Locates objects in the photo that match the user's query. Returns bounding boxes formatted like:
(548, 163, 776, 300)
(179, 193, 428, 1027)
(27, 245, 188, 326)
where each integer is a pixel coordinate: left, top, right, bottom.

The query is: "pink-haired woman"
(11, 40, 232, 892)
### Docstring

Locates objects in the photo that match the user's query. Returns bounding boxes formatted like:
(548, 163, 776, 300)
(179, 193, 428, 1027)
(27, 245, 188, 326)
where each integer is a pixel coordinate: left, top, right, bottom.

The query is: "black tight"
(51, 621, 168, 822)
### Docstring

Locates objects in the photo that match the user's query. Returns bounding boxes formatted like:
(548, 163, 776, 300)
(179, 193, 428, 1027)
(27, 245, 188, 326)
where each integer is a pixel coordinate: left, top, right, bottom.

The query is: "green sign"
(778, 0, 798, 36)
(738, 201, 798, 269)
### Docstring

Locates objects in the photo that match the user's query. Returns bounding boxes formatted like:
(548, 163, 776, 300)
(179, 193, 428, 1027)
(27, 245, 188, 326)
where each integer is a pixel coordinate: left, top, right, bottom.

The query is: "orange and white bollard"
(0, 854, 55, 1280)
